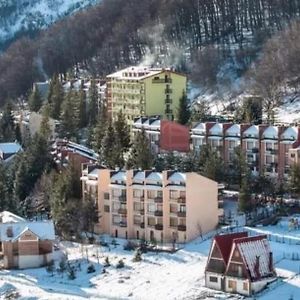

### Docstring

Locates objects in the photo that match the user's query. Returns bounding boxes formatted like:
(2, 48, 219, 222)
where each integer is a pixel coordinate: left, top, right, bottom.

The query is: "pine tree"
(0, 102, 15, 142)
(127, 129, 153, 169)
(40, 105, 52, 140)
(177, 91, 190, 125)
(102, 120, 122, 168)
(200, 148, 224, 182)
(114, 110, 130, 152)
(48, 74, 64, 120)
(88, 79, 98, 126)
(28, 88, 43, 112)
(239, 176, 252, 213)
(78, 88, 87, 128)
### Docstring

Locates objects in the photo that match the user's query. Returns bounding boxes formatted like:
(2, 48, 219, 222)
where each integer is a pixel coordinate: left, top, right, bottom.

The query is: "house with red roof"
(205, 232, 276, 296)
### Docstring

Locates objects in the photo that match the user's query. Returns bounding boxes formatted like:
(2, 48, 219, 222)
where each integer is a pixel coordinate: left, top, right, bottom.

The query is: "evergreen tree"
(177, 91, 190, 125)
(48, 74, 64, 120)
(239, 176, 252, 213)
(114, 110, 130, 152)
(28, 88, 43, 112)
(40, 105, 52, 140)
(92, 111, 107, 157)
(127, 129, 153, 169)
(78, 88, 87, 128)
(88, 79, 98, 126)
(200, 148, 224, 182)
(229, 146, 249, 186)
(0, 102, 15, 142)
(289, 164, 300, 196)
(102, 120, 123, 168)
(0, 164, 9, 210)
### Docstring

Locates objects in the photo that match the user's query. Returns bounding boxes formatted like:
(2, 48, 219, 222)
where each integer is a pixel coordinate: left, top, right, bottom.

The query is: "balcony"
(140, 209, 145, 215)
(177, 211, 186, 217)
(140, 222, 145, 229)
(252, 148, 259, 153)
(119, 221, 127, 227)
(177, 225, 186, 231)
(118, 208, 127, 215)
(177, 197, 186, 204)
(154, 197, 163, 203)
(165, 108, 173, 115)
(118, 195, 127, 203)
(165, 88, 173, 94)
(165, 98, 172, 104)
(152, 78, 172, 84)
(154, 210, 163, 217)
(155, 224, 163, 230)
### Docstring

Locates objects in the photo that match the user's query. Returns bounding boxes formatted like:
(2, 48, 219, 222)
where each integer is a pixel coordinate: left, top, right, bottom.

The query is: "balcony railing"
(165, 88, 173, 94)
(118, 208, 127, 215)
(177, 197, 186, 204)
(177, 211, 186, 217)
(119, 221, 127, 227)
(165, 109, 173, 114)
(154, 197, 163, 203)
(165, 98, 172, 104)
(155, 224, 163, 230)
(154, 210, 163, 217)
(152, 78, 172, 84)
(177, 225, 186, 231)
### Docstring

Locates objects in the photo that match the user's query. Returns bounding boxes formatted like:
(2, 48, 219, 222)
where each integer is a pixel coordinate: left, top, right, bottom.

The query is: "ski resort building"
(205, 232, 276, 296)
(0, 211, 55, 269)
(191, 122, 300, 180)
(106, 66, 187, 124)
(81, 167, 219, 243)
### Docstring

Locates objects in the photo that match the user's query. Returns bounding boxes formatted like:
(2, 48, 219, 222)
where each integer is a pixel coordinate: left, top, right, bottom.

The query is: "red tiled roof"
(214, 232, 248, 264)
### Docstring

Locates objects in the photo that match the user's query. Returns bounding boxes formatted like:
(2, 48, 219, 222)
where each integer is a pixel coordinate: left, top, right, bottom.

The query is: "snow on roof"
(146, 171, 162, 181)
(0, 220, 55, 242)
(0, 211, 25, 223)
(168, 172, 186, 182)
(209, 123, 223, 135)
(149, 119, 160, 128)
(262, 126, 278, 139)
(0, 143, 22, 154)
(111, 171, 126, 182)
(107, 66, 162, 80)
(192, 123, 206, 133)
(226, 124, 240, 136)
(214, 232, 248, 264)
(243, 125, 259, 137)
(281, 127, 298, 140)
(236, 235, 272, 279)
(133, 171, 145, 181)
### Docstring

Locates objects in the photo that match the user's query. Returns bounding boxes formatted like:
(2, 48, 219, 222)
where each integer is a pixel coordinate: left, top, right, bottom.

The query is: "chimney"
(254, 255, 261, 279)
(269, 252, 273, 272)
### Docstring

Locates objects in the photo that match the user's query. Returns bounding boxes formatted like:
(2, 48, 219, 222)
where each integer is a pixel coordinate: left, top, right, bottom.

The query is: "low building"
(205, 232, 276, 296)
(132, 116, 190, 153)
(0, 211, 55, 269)
(0, 142, 22, 163)
(81, 168, 218, 243)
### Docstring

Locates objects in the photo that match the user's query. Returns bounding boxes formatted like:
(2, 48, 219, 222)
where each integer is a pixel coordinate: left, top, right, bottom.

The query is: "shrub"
(116, 259, 125, 269)
(132, 249, 142, 262)
(45, 260, 55, 276)
(104, 256, 110, 267)
(68, 268, 76, 280)
(123, 240, 137, 251)
(87, 264, 96, 273)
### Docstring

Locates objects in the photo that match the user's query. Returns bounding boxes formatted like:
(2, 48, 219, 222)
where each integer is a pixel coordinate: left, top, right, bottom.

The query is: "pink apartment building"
(191, 122, 300, 180)
(81, 166, 219, 243)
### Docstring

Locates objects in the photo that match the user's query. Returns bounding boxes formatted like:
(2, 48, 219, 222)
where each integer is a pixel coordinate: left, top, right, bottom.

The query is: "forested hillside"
(1, 0, 300, 105)
(0, 0, 100, 50)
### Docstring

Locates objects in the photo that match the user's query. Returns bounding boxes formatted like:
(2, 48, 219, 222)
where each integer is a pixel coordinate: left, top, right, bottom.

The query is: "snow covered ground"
(1, 221, 300, 300)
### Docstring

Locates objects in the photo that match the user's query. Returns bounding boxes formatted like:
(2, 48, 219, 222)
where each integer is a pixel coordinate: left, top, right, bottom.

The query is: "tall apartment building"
(81, 167, 219, 243)
(106, 66, 187, 123)
(191, 122, 300, 179)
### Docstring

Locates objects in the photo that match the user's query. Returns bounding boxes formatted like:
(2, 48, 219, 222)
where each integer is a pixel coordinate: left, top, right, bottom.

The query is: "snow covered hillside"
(0, 0, 100, 49)
(1, 219, 300, 300)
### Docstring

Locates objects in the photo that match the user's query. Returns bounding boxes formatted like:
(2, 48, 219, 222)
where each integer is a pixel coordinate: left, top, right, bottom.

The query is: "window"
(147, 190, 155, 199)
(170, 204, 177, 213)
(209, 276, 218, 283)
(112, 215, 120, 225)
(228, 280, 236, 289)
(157, 191, 163, 198)
(133, 215, 141, 225)
(179, 205, 186, 212)
(104, 205, 110, 213)
(243, 282, 248, 291)
(246, 141, 254, 150)
(112, 189, 120, 197)
(147, 203, 155, 213)
(228, 140, 236, 149)
(104, 193, 110, 200)
(133, 189, 142, 197)
(170, 190, 177, 199)
(133, 202, 141, 211)
(148, 217, 155, 226)
(170, 218, 178, 227)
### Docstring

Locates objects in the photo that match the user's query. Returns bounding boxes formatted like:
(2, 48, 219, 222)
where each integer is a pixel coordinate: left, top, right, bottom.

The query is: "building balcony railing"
(165, 88, 173, 94)
(177, 197, 186, 204)
(155, 224, 163, 230)
(165, 109, 173, 115)
(154, 210, 163, 217)
(165, 98, 172, 104)
(154, 197, 163, 203)
(177, 211, 186, 217)
(177, 225, 186, 231)
(118, 208, 127, 215)
(152, 78, 172, 84)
